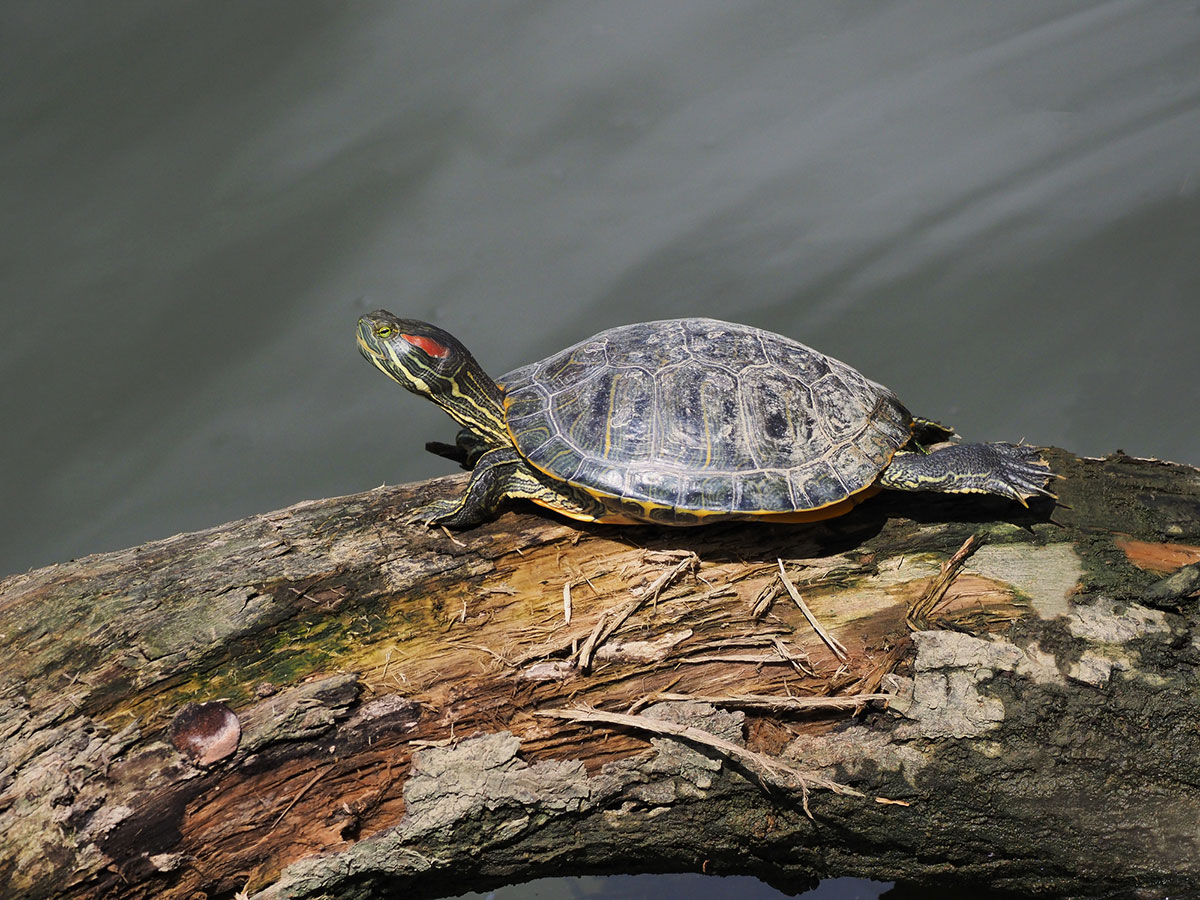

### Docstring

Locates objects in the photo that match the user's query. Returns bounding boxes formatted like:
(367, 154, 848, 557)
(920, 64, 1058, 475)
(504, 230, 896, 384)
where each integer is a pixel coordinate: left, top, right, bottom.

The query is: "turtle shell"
(499, 318, 913, 523)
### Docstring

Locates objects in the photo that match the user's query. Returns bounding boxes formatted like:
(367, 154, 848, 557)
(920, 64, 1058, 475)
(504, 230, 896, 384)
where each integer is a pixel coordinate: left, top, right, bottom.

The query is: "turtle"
(356, 311, 1053, 527)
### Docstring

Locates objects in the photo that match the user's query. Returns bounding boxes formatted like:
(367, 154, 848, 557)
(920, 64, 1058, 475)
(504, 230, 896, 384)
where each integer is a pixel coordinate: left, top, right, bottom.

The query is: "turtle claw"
(404, 499, 461, 527)
(1033, 483, 1060, 501)
(989, 443, 1056, 504)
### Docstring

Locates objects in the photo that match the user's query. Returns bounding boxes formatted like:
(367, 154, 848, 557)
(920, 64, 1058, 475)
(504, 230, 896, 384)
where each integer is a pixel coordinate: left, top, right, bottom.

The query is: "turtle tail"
(879, 442, 1055, 505)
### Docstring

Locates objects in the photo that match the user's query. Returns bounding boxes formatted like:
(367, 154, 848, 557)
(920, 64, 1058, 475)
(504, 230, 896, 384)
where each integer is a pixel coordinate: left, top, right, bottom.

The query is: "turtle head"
(357, 310, 508, 443)
(357, 311, 472, 390)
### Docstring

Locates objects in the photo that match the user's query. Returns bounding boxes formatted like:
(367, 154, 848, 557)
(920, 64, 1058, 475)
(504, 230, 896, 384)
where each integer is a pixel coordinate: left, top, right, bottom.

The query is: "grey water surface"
(3, 2, 1200, 898)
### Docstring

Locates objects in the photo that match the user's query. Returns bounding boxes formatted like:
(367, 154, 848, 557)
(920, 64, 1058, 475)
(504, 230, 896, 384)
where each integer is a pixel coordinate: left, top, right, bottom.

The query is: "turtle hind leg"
(879, 442, 1054, 504)
(411, 446, 608, 528)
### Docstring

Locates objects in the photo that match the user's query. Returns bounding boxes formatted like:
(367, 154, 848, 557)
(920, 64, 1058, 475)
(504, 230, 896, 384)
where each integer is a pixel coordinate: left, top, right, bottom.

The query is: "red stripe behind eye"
(401, 333, 451, 358)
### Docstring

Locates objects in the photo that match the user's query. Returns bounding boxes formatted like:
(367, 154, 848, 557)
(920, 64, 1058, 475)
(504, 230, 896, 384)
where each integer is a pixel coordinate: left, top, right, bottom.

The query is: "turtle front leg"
(879, 442, 1055, 505)
(411, 447, 607, 527)
(411, 448, 529, 527)
(425, 427, 492, 469)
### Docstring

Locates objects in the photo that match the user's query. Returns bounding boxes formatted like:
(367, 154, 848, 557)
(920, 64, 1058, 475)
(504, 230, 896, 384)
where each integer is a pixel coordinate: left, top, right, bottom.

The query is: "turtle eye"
(375, 325, 395, 339)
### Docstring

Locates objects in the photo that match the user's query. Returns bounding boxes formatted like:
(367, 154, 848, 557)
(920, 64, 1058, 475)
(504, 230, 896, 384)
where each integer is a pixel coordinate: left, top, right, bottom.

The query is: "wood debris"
(650, 691, 893, 712)
(777, 559, 848, 662)
(906, 533, 984, 630)
(537, 705, 866, 816)
(574, 552, 698, 671)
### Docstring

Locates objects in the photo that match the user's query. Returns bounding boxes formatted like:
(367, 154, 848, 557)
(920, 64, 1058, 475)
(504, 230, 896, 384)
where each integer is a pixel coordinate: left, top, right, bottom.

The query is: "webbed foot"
(880, 442, 1055, 504)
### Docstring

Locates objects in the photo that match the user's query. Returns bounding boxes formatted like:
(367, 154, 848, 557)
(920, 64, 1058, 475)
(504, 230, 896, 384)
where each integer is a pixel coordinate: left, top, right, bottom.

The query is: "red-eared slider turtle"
(356, 313, 1053, 527)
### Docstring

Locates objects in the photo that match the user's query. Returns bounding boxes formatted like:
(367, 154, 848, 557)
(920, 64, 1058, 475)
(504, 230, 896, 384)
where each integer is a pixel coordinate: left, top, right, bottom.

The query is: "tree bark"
(2, 449, 1199, 900)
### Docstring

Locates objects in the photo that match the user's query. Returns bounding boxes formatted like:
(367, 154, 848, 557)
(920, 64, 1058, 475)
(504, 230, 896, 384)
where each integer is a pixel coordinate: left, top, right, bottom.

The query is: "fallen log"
(2, 448, 1199, 900)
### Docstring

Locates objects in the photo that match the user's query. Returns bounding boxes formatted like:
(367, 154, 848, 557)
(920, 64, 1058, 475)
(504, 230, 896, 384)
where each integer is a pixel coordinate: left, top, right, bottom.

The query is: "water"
(2, 2, 1199, 897)
(455, 874, 880, 900)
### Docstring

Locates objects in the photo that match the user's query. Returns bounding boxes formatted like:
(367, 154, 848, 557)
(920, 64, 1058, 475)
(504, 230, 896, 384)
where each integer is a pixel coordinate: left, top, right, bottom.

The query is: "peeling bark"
(2, 449, 1199, 900)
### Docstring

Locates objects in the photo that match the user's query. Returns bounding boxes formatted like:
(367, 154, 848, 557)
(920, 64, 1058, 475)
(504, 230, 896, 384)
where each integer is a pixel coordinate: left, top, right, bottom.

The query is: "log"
(2, 448, 1199, 900)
